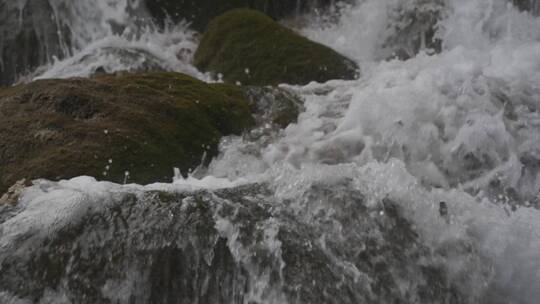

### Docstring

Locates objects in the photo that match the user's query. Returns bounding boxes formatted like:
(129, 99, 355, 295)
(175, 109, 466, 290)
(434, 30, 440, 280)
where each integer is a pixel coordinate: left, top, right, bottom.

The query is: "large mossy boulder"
(0, 72, 254, 193)
(194, 9, 359, 86)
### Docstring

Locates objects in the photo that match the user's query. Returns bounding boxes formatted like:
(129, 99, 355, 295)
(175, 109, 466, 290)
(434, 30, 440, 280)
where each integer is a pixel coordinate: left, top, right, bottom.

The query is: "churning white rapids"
(2, 0, 540, 303)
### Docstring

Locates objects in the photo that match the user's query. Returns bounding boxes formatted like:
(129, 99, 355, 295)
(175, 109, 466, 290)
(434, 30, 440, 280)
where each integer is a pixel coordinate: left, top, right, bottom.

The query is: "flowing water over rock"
(0, 0, 201, 84)
(0, 177, 468, 303)
(2, 0, 540, 303)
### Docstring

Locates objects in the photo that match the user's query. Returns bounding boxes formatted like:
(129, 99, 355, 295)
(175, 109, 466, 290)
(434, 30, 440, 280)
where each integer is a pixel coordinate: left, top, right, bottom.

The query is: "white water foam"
(3, 0, 204, 81)
(3, 0, 540, 302)
(34, 24, 203, 80)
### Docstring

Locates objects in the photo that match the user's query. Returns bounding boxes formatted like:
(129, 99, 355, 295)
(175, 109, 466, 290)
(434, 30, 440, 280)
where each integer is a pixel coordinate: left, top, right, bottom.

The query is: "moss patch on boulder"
(194, 9, 359, 86)
(0, 72, 254, 193)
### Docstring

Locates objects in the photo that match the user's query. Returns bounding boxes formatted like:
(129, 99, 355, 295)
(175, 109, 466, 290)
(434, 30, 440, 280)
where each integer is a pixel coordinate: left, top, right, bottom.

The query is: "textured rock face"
(144, 0, 349, 32)
(0, 180, 467, 303)
(0, 72, 254, 194)
(0, 186, 249, 303)
(194, 9, 359, 86)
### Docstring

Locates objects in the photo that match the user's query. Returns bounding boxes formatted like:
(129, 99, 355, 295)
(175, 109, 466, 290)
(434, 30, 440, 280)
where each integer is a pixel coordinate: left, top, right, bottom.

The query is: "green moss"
(0, 72, 254, 193)
(194, 9, 359, 86)
(100, 72, 254, 135)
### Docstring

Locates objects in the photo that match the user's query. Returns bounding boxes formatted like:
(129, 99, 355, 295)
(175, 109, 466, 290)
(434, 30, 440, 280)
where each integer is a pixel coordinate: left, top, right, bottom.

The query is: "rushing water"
(2, 0, 540, 303)
(0, 0, 202, 83)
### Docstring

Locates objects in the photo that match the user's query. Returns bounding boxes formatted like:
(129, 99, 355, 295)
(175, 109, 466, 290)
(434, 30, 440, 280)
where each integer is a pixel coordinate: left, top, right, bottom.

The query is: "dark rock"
(144, 0, 351, 32)
(194, 9, 359, 86)
(0, 0, 68, 85)
(387, 48, 413, 61)
(0, 72, 254, 193)
(512, 0, 540, 15)
(0, 189, 250, 303)
(439, 201, 448, 217)
(244, 86, 304, 128)
(0, 181, 468, 303)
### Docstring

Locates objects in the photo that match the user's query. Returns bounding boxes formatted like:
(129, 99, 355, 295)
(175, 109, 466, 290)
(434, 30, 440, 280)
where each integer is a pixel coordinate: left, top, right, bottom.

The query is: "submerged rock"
(194, 9, 359, 86)
(0, 72, 254, 193)
(244, 86, 304, 128)
(0, 180, 468, 303)
(0, 179, 28, 205)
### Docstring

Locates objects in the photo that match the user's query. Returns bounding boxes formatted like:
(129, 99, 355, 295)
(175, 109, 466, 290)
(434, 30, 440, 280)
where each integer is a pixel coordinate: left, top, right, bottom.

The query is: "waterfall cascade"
(2, 0, 540, 303)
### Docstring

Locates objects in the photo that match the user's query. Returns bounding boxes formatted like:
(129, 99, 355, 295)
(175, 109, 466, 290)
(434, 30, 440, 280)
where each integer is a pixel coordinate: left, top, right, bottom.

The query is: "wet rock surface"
(244, 86, 304, 128)
(0, 181, 467, 303)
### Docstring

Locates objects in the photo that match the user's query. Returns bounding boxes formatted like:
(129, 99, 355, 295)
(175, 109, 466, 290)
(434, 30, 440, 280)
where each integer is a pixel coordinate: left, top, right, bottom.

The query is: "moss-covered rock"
(0, 72, 254, 193)
(194, 9, 359, 86)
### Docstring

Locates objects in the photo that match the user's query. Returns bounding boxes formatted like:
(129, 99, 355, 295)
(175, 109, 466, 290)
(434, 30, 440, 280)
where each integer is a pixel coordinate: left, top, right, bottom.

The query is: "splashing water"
(296, 0, 540, 203)
(212, 0, 540, 301)
(0, 0, 202, 82)
(33, 25, 203, 80)
(2, 0, 540, 303)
